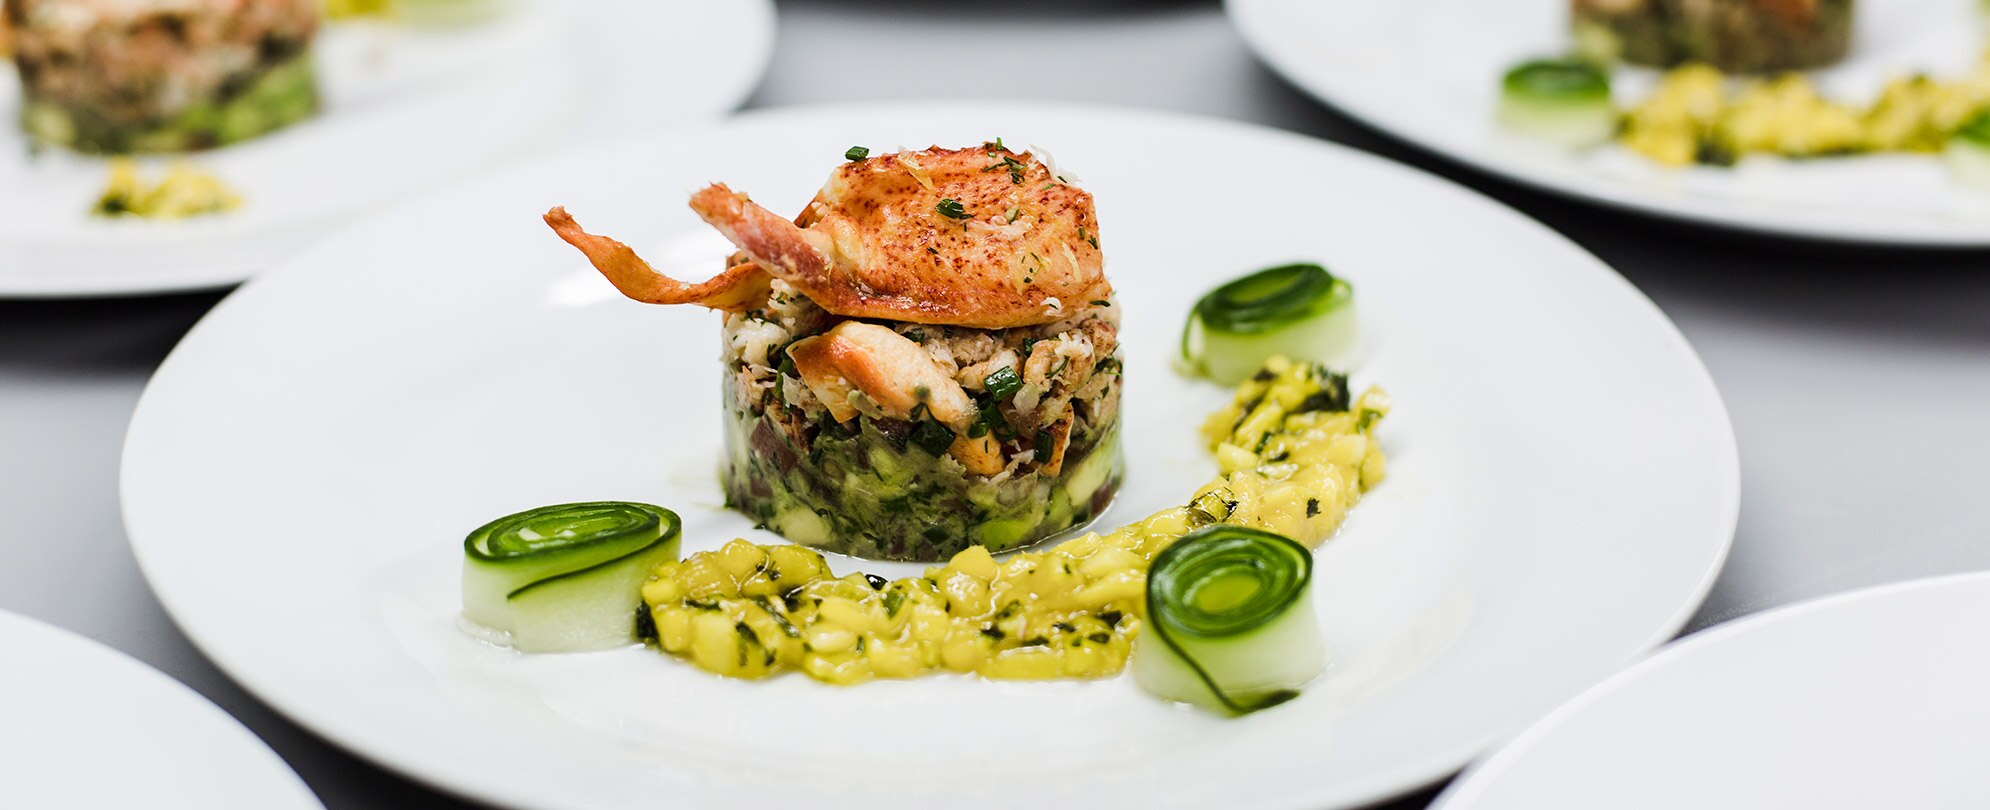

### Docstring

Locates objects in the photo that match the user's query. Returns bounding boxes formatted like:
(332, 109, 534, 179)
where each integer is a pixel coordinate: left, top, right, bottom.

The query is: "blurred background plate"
(0, 610, 323, 810)
(0, 0, 774, 298)
(123, 102, 1737, 809)
(1433, 572, 1990, 810)
(1227, 0, 1990, 246)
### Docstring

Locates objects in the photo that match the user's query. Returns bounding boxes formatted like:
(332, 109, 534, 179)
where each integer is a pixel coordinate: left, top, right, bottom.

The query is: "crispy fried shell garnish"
(546, 143, 1111, 328)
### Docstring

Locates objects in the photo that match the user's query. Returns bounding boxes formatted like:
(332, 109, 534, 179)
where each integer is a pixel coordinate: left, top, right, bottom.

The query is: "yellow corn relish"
(639, 357, 1390, 685)
(1620, 52, 1990, 166)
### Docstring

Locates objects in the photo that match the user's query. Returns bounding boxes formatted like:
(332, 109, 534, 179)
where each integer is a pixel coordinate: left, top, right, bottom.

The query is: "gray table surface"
(6, 1, 1989, 808)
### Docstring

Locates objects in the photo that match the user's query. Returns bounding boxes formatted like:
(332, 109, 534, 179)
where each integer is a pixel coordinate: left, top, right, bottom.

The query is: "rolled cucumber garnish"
(1946, 108, 1990, 189)
(1499, 58, 1617, 149)
(462, 501, 681, 653)
(1180, 262, 1356, 386)
(1132, 525, 1325, 714)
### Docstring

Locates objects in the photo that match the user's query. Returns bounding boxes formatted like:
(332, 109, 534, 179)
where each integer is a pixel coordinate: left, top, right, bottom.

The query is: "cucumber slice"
(462, 501, 681, 653)
(1133, 525, 1325, 714)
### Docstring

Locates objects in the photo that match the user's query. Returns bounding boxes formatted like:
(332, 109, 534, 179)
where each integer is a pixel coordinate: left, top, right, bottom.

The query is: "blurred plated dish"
(1228, 0, 1990, 245)
(123, 102, 1738, 810)
(0, 0, 774, 297)
(0, 610, 323, 810)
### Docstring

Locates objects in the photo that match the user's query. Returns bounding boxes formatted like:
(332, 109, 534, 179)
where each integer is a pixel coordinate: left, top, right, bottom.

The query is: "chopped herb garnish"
(633, 604, 657, 642)
(1099, 610, 1124, 627)
(977, 400, 1016, 441)
(1006, 206, 1021, 223)
(980, 626, 1006, 641)
(926, 246, 939, 255)
(936, 198, 969, 219)
(1087, 632, 1113, 644)
(1088, 299, 1111, 307)
(844, 146, 869, 161)
(983, 366, 1022, 400)
(883, 590, 906, 617)
(1305, 498, 1321, 518)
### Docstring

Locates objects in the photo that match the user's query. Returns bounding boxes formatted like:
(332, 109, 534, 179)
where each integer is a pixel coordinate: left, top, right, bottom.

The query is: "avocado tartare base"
(21, 48, 320, 154)
(723, 405, 1122, 562)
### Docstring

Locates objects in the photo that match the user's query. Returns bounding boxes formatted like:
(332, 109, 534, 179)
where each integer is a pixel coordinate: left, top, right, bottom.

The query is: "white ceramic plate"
(0, 610, 322, 809)
(1228, 0, 1990, 245)
(0, 0, 773, 298)
(1432, 572, 1990, 810)
(122, 103, 1738, 810)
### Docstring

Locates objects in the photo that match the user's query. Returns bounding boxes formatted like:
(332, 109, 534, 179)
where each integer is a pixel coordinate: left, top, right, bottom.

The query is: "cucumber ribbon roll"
(1133, 525, 1326, 714)
(1946, 108, 1990, 190)
(1180, 262, 1356, 386)
(1498, 58, 1617, 149)
(462, 501, 682, 653)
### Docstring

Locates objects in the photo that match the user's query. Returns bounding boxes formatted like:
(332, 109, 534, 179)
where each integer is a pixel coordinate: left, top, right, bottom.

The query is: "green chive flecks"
(845, 146, 870, 161)
(937, 198, 969, 219)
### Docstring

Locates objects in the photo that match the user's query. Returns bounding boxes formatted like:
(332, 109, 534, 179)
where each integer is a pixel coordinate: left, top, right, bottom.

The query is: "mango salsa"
(640, 358, 1390, 685)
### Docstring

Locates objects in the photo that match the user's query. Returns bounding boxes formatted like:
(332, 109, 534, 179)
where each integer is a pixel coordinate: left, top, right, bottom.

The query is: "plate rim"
(1428, 570, 1990, 809)
(1224, 0, 1990, 248)
(0, 609, 325, 809)
(0, 0, 778, 300)
(120, 99, 1740, 810)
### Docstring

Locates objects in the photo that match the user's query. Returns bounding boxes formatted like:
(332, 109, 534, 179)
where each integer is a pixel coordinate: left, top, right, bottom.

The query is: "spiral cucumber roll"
(1180, 263, 1357, 386)
(462, 502, 681, 653)
(1499, 59, 1618, 149)
(1133, 525, 1326, 714)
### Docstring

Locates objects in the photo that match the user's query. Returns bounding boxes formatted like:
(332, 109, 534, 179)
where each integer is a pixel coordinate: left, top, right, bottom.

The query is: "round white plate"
(0, 610, 322, 809)
(1228, 0, 1990, 245)
(122, 102, 1738, 810)
(0, 0, 773, 298)
(1433, 572, 1990, 810)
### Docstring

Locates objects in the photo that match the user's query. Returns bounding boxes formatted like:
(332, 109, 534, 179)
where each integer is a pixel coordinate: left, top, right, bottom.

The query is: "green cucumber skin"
(723, 403, 1123, 562)
(20, 49, 320, 155)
